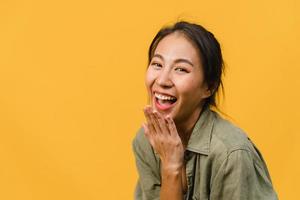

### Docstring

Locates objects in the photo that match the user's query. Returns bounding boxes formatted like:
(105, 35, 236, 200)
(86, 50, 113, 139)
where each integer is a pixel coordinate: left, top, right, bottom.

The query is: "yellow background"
(0, 0, 299, 199)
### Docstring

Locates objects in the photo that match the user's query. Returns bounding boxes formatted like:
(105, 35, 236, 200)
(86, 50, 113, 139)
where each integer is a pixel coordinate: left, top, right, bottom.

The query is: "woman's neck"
(176, 106, 204, 149)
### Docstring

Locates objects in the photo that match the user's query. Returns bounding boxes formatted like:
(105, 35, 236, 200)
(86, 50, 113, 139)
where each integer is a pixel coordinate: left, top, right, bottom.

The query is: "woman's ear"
(203, 88, 212, 99)
(202, 83, 213, 99)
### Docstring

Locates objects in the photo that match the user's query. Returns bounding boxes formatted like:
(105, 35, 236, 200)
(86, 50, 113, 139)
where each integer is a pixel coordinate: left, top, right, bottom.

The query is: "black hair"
(148, 21, 225, 110)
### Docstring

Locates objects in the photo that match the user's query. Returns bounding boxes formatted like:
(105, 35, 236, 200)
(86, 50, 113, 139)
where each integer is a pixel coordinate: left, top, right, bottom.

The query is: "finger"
(166, 116, 178, 137)
(142, 123, 155, 147)
(154, 111, 170, 136)
(149, 109, 162, 134)
(142, 122, 149, 135)
(143, 106, 156, 134)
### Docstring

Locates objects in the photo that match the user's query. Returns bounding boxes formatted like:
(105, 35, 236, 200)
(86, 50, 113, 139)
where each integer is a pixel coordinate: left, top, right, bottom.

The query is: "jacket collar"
(186, 107, 216, 155)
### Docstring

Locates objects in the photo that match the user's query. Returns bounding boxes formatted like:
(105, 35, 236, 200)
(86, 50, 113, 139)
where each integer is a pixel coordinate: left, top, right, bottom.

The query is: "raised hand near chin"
(142, 105, 184, 171)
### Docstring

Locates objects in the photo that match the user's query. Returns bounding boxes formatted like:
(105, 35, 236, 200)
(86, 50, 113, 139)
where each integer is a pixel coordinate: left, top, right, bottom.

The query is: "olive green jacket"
(132, 108, 278, 200)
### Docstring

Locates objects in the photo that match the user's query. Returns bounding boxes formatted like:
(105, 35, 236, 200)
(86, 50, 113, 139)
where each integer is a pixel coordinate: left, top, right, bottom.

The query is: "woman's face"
(145, 32, 211, 124)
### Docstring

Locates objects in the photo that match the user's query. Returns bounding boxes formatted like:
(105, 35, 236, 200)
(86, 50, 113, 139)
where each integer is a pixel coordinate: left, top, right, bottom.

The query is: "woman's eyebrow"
(174, 58, 194, 67)
(153, 54, 194, 67)
(152, 54, 164, 60)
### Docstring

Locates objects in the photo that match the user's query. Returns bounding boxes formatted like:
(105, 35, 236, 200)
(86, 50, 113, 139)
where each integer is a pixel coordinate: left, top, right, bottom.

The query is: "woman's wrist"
(161, 162, 183, 175)
(160, 163, 184, 200)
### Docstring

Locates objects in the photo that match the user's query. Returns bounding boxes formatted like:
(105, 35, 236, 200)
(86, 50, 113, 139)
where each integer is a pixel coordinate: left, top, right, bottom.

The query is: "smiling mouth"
(154, 92, 177, 111)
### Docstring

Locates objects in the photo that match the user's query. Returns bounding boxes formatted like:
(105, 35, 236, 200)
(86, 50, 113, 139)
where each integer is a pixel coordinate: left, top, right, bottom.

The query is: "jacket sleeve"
(132, 128, 161, 200)
(210, 148, 278, 200)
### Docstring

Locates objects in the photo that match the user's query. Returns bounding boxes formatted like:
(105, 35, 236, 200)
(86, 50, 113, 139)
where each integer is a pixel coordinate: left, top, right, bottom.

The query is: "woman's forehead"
(153, 33, 201, 63)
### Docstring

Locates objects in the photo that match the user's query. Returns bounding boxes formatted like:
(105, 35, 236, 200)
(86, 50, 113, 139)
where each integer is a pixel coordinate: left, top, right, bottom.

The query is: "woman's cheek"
(145, 70, 157, 87)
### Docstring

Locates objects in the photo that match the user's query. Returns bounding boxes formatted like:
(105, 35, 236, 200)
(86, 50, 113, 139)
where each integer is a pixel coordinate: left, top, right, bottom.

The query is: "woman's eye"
(151, 62, 162, 69)
(175, 67, 188, 73)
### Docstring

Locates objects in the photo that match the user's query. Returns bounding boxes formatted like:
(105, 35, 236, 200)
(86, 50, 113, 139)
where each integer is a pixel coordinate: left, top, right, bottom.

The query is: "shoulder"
(211, 113, 250, 152)
(132, 127, 149, 154)
(132, 127, 159, 164)
(208, 111, 268, 171)
(207, 113, 278, 199)
(132, 127, 155, 153)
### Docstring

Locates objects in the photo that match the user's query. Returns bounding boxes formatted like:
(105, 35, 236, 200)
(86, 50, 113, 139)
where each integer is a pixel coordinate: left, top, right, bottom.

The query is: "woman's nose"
(156, 69, 173, 88)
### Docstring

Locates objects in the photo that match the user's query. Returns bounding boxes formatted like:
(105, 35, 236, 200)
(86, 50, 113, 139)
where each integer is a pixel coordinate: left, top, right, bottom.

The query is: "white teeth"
(154, 93, 176, 101)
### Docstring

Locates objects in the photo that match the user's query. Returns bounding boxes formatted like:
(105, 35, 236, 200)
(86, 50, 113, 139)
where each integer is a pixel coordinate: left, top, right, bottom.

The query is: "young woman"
(132, 21, 278, 200)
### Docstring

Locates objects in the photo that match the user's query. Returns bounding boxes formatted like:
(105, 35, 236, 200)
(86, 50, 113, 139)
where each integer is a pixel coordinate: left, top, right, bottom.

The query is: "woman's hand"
(143, 106, 185, 171)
